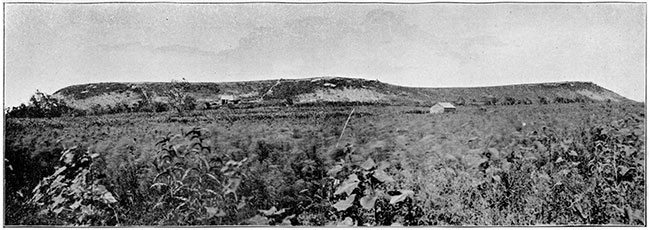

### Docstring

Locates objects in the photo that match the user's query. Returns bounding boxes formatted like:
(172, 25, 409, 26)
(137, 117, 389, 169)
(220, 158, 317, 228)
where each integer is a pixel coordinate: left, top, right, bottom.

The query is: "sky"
(3, 3, 646, 107)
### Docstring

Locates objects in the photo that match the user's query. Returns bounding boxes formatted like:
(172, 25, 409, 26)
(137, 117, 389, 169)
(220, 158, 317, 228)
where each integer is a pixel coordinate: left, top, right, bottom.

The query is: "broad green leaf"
(80, 204, 93, 215)
(377, 161, 391, 171)
(372, 169, 394, 183)
(280, 214, 294, 226)
(102, 192, 118, 203)
(276, 208, 287, 215)
(206, 206, 225, 218)
(337, 217, 355, 226)
(245, 215, 269, 226)
(63, 152, 75, 165)
(335, 181, 359, 196)
(334, 174, 360, 196)
(465, 156, 487, 169)
(556, 157, 565, 163)
(346, 173, 359, 182)
(538, 172, 551, 181)
(575, 203, 587, 219)
(391, 222, 403, 226)
(259, 206, 277, 216)
(221, 165, 230, 172)
(332, 194, 356, 211)
(559, 169, 570, 176)
(627, 207, 644, 224)
(52, 206, 65, 215)
(215, 209, 227, 217)
(607, 204, 624, 214)
(52, 194, 65, 207)
(359, 194, 378, 210)
(389, 190, 414, 204)
(224, 178, 242, 192)
(93, 185, 108, 194)
(69, 200, 82, 210)
(206, 206, 218, 216)
(53, 166, 67, 176)
(360, 158, 376, 170)
(327, 165, 343, 177)
(51, 175, 65, 190)
(485, 167, 500, 176)
(569, 150, 578, 157)
(38, 209, 49, 216)
(618, 165, 630, 176)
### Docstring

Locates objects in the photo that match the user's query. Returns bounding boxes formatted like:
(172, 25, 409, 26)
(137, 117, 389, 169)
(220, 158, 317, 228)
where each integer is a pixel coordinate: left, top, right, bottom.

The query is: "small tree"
(6, 90, 72, 118)
(166, 78, 197, 116)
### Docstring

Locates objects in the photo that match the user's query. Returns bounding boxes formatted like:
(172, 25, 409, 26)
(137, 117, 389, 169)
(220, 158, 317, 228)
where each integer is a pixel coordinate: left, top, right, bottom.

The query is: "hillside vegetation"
(52, 77, 632, 111)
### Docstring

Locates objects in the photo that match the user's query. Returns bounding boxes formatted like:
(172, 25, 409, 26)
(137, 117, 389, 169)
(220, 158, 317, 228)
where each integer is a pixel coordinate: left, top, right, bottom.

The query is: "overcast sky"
(4, 3, 646, 107)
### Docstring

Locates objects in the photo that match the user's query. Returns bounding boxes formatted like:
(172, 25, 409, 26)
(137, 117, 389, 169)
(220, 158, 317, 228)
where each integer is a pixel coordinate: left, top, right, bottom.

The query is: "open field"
(4, 102, 645, 226)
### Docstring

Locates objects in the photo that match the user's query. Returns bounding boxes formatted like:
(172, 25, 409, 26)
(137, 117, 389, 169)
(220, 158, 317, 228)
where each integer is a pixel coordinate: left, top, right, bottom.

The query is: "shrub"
(165, 78, 198, 116)
(6, 91, 74, 118)
(148, 127, 250, 225)
(29, 146, 120, 226)
(326, 148, 422, 226)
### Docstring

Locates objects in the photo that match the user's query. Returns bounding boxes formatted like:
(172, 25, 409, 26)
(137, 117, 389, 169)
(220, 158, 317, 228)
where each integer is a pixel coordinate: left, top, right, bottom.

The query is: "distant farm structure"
(220, 95, 241, 105)
(201, 95, 242, 110)
(430, 102, 456, 114)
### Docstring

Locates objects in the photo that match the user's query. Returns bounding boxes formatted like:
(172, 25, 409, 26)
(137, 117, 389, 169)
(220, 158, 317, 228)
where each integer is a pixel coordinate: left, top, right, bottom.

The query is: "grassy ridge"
(52, 77, 632, 111)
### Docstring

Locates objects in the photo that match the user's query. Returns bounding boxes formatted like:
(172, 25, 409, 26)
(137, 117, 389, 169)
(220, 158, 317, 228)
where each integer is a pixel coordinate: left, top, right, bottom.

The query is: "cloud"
(212, 8, 421, 78)
(97, 42, 217, 57)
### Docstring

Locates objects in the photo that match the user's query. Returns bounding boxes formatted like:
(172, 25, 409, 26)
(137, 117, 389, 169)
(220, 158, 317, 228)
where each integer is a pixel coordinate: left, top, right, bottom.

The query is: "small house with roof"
(430, 102, 456, 114)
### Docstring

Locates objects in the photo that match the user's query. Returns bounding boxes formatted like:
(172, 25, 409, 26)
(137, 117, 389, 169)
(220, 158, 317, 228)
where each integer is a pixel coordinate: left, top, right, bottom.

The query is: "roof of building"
(220, 95, 238, 100)
(436, 102, 456, 108)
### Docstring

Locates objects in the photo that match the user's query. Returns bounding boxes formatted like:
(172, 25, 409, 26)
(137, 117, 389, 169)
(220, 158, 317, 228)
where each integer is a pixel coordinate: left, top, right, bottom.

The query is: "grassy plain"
(4, 102, 645, 226)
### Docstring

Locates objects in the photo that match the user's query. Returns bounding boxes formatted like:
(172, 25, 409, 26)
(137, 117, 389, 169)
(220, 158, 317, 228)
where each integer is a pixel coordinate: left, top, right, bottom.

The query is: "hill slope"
(53, 77, 632, 110)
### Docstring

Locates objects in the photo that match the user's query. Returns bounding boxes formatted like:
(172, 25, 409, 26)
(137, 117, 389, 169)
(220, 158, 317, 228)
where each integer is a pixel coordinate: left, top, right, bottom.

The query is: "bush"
(165, 78, 198, 116)
(6, 91, 74, 118)
(29, 146, 119, 226)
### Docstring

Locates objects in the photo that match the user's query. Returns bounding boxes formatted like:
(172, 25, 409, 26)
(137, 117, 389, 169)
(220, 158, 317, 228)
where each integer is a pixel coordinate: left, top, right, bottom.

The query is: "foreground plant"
(29, 146, 119, 226)
(149, 127, 249, 225)
(327, 147, 420, 226)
